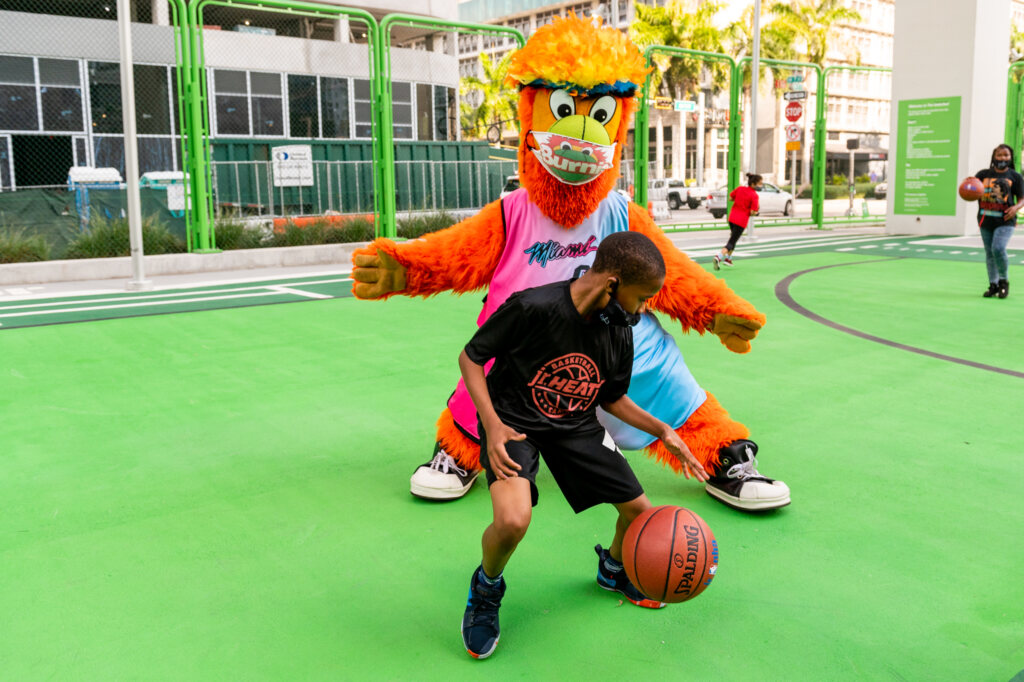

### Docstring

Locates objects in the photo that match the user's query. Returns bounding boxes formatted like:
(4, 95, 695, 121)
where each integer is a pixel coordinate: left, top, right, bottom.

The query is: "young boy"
(458, 231, 709, 660)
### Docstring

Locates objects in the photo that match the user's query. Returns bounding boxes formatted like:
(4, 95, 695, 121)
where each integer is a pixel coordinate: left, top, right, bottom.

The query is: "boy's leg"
(595, 493, 665, 609)
(482, 477, 533, 578)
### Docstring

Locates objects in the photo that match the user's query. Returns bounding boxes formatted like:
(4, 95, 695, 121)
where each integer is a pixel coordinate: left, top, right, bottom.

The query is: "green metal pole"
(378, 15, 524, 240)
(189, 0, 378, 250)
(1006, 62, 1024, 155)
(167, 0, 194, 250)
(634, 45, 736, 210)
(818, 65, 892, 229)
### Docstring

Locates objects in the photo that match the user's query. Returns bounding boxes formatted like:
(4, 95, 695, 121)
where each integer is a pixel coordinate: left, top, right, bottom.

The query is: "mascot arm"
(351, 200, 506, 300)
(628, 203, 766, 354)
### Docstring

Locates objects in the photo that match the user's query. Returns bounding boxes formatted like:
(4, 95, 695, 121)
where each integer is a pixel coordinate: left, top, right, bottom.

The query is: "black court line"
(775, 259, 1024, 380)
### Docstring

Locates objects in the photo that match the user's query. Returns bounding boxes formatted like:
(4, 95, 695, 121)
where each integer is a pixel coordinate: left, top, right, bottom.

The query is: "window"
(249, 72, 282, 136)
(134, 64, 171, 135)
(38, 58, 83, 132)
(0, 56, 38, 131)
(417, 83, 432, 140)
(353, 78, 372, 138)
(288, 74, 318, 137)
(214, 69, 249, 135)
(392, 81, 412, 139)
(320, 76, 349, 138)
(89, 61, 123, 133)
(434, 85, 455, 141)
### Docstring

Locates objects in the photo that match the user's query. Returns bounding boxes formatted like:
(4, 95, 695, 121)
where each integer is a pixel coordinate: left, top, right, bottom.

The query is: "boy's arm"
(601, 395, 709, 482)
(458, 350, 525, 480)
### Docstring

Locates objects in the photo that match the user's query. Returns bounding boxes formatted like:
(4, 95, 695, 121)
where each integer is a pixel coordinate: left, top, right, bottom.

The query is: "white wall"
(886, 0, 1010, 235)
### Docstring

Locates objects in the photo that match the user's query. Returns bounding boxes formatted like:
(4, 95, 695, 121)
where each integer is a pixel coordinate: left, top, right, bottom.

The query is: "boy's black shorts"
(479, 425, 644, 513)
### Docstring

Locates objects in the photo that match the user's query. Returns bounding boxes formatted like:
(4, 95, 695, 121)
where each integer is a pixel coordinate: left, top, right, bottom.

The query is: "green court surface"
(1, 244, 1022, 680)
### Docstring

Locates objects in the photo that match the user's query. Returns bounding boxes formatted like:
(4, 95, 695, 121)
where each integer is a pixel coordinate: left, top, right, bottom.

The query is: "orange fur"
(436, 408, 482, 470)
(644, 392, 748, 474)
(627, 202, 766, 333)
(518, 88, 636, 228)
(356, 200, 506, 298)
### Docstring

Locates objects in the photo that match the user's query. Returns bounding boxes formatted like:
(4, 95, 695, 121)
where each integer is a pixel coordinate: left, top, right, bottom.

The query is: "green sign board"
(894, 96, 961, 215)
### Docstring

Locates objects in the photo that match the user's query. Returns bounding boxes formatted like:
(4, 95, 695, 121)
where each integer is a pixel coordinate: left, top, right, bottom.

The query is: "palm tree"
(630, 0, 731, 102)
(460, 51, 518, 143)
(769, 0, 862, 66)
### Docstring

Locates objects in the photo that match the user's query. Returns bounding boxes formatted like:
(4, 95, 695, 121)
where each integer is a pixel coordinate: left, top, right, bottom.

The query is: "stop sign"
(785, 101, 803, 122)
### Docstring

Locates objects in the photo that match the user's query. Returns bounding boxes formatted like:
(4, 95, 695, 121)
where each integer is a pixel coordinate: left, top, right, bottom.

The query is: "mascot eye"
(590, 96, 617, 124)
(559, 142, 572, 151)
(549, 89, 575, 120)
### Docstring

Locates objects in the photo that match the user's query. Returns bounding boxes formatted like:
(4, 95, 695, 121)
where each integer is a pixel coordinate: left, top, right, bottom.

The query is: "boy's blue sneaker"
(462, 565, 505, 659)
(594, 545, 666, 609)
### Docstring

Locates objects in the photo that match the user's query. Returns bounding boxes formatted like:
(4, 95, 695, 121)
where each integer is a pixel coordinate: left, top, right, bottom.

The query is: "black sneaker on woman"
(998, 279, 1009, 299)
(983, 283, 999, 298)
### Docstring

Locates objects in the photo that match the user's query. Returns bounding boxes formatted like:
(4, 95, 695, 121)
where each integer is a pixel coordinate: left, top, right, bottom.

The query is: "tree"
(459, 51, 518, 143)
(726, 3, 798, 91)
(629, 0, 731, 101)
(769, 0, 862, 66)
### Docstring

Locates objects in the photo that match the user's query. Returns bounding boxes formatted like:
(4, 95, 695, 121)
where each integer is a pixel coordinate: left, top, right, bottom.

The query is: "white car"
(499, 174, 520, 199)
(705, 182, 795, 219)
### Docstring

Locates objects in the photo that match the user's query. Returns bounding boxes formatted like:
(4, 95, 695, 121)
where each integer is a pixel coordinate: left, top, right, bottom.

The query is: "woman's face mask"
(994, 160, 1010, 170)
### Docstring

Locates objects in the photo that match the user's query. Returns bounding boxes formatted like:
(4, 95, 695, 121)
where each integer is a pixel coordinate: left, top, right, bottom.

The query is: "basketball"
(622, 505, 718, 604)
(959, 177, 984, 201)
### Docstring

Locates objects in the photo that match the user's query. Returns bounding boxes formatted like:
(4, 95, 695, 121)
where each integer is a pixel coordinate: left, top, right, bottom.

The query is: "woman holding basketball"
(972, 144, 1023, 298)
(713, 173, 762, 270)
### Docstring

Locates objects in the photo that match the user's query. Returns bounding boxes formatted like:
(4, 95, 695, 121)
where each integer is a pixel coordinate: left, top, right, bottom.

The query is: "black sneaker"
(410, 443, 481, 500)
(462, 565, 505, 659)
(983, 283, 999, 298)
(998, 279, 1009, 299)
(705, 440, 791, 511)
(594, 545, 665, 609)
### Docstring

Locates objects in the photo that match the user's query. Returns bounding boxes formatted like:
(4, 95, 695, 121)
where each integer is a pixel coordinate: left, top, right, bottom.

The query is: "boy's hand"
(485, 422, 527, 480)
(660, 429, 708, 482)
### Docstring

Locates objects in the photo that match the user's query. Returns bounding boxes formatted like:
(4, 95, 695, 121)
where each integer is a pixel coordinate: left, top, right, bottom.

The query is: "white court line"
(683, 235, 896, 258)
(0, 277, 352, 312)
(0, 291, 286, 319)
(268, 285, 332, 300)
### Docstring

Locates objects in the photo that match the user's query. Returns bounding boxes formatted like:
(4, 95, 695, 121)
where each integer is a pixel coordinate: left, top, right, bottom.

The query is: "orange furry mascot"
(353, 14, 789, 512)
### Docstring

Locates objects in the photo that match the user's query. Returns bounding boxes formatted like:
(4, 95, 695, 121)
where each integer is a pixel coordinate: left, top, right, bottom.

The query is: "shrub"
(0, 225, 51, 263)
(215, 222, 266, 250)
(63, 215, 185, 259)
(397, 211, 458, 239)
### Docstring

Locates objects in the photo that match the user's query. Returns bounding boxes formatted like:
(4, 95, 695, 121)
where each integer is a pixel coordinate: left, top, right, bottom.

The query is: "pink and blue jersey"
(449, 188, 706, 451)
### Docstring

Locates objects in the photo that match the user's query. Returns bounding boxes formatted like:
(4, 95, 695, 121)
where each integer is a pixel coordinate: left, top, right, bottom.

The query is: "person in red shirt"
(714, 173, 762, 269)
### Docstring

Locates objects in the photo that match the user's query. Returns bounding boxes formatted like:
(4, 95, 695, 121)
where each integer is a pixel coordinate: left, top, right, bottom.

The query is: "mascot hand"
(352, 249, 407, 299)
(709, 314, 762, 354)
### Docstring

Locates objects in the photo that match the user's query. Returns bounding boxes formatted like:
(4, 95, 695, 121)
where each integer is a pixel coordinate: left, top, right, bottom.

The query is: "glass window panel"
(320, 76, 349, 139)
(354, 100, 371, 127)
(392, 81, 410, 102)
(138, 137, 174, 174)
(393, 103, 411, 125)
(135, 64, 171, 135)
(250, 72, 281, 96)
(215, 69, 247, 94)
(416, 83, 431, 140)
(0, 56, 34, 84)
(288, 75, 318, 137)
(38, 58, 80, 86)
(353, 78, 370, 100)
(434, 86, 454, 141)
(251, 96, 282, 135)
(216, 94, 249, 135)
(355, 123, 372, 138)
(0, 137, 11, 188)
(41, 86, 83, 131)
(0, 84, 38, 130)
(89, 61, 123, 134)
(75, 137, 88, 166)
(93, 135, 125, 173)
(393, 125, 412, 139)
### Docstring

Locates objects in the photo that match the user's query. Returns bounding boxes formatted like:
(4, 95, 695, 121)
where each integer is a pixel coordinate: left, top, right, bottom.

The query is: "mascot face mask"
(528, 89, 623, 186)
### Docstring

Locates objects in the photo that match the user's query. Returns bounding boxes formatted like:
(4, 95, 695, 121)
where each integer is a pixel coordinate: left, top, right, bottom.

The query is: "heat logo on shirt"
(522, 235, 599, 267)
(527, 353, 604, 418)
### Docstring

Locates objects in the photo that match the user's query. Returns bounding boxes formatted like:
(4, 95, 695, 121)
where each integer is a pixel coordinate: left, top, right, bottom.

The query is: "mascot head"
(505, 13, 650, 228)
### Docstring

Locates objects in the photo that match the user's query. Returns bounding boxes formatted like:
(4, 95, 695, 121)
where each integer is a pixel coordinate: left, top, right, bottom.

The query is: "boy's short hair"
(591, 232, 666, 285)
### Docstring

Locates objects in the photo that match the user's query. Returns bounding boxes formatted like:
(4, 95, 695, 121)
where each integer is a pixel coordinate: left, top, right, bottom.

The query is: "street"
(659, 197, 889, 225)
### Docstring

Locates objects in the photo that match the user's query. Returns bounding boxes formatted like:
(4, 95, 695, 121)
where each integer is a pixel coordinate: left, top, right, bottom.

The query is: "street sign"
(654, 97, 673, 110)
(673, 100, 696, 112)
(272, 144, 314, 187)
(785, 124, 801, 142)
(786, 75, 805, 83)
(783, 90, 807, 101)
(784, 101, 803, 122)
(786, 141, 802, 151)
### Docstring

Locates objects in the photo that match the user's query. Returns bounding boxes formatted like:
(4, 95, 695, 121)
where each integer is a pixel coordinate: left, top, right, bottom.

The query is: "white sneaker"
(705, 440, 790, 511)
(712, 255, 721, 270)
(410, 445, 481, 500)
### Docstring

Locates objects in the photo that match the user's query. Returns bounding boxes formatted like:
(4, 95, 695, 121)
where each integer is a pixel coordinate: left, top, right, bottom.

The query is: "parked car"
(499, 174, 520, 199)
(666, 178, 707, 210)
(873, 182, 887, 199)
(705, 182, 795, 219)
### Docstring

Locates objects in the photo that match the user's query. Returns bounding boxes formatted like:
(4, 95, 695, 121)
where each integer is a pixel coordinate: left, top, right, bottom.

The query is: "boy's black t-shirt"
(974, 168, 1024, 228)
(464, 280, 633, 436)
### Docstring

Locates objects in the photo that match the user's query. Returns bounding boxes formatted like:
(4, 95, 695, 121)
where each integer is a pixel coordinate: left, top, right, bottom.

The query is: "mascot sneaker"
(594, 545, 665, 609)
(705, 439, 790, 511)
(410, 444, 481, 500)
(462, 565, 505, 659)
